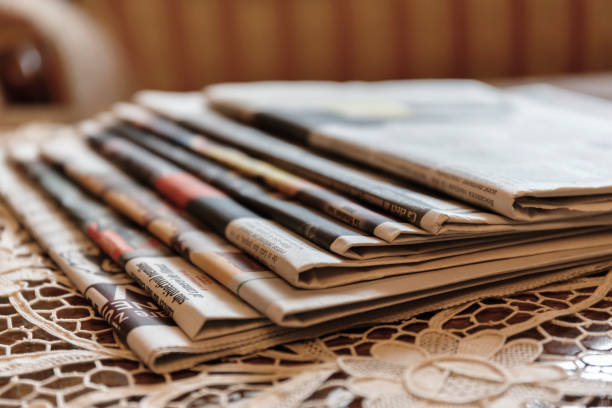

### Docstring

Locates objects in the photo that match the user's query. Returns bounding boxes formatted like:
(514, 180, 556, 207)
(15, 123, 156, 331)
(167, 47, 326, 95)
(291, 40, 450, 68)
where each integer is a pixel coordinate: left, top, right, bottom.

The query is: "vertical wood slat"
(509, 0, 528, 77)
(465, 0, 512, 78)
(117, 0, 176, 90)
(524, 0, 572, 75)
(451, 0, 469, 78)
(584, 0, 612, 71)
(291, 0, 337, 80)
(275, 0, 297, 80)
(348, 0, 396, 80)
(233, 0, 282, 81)
(391, 0, 411, 78)
(567, 0, 587, 73)
(76, 0, 612, 88)
(173, 0, 224, 87)
(163, 0, 195, 90)
(331, 0, 353, 80)
(217, 0, 241, 82)
(406, 0, 455, 78)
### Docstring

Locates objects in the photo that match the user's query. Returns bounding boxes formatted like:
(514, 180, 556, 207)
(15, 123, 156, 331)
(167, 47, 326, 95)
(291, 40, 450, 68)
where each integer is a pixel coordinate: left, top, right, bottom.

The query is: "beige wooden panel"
(233, 0, 282, 81)
(524, 0, 571, 75)
(174, 0, 225, 87)
(76, 0, 612, 88)
(119, 0, 176, 89)
(584, 0, 612, 71)
(406, 0, 455, 78)
(291, 0, 337, 80)
(348, 0, 396, 80)
(466, 0, 512, 78)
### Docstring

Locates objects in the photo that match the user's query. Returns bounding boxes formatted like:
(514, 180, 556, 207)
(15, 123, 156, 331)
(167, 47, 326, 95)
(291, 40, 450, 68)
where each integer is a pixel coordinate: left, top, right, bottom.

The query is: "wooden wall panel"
(76, 0, 612, 90)
(173, 0, 224, 87)
(347, 0, 396, 80)
(291, 0, 337, 80)
(232, 0, 282, 81)
(524, 0, 572, 75)
(405, 0, 455, 78)
(118, 0, 176, 89)
(466, 0, 512, 78)
(584, 0, 612, 71)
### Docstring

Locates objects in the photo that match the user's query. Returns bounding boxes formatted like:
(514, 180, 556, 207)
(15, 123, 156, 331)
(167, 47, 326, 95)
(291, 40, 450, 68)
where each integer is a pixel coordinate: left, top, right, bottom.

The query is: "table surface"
(1, 74, 612, 407)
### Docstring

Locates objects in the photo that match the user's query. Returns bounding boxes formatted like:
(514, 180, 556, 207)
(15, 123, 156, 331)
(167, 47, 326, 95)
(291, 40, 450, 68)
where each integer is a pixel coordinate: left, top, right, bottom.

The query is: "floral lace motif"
(339, 331, 565, 407)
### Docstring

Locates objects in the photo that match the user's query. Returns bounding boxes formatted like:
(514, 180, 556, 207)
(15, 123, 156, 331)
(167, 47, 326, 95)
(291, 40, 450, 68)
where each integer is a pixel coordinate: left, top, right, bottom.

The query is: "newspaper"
(36, 137, 612, 328)
(74, 128, 612, 289)
(7, 84, 612, 372)
(507, 84, 612, 118)
(7, 155, 524, 372)
(103, 112, 580, 261)
(6, 160, 610, 373)
(0, 156, 318, 372)
(11, 150, 265, 340)
(204, 80, 612, 222)
(135, 90, 612, 236)
(103, 116, 395, 259)
(114, 102, 422, 244)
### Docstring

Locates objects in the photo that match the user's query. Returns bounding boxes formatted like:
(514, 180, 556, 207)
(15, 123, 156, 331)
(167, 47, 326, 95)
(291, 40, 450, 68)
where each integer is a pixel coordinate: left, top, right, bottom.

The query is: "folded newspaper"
(12, 149, 266, 338)
(36, 135, 612, 329)
(105, 113, 595, 263)
(7, 160, 492, 373)
(9, 140, 604, 328)
(0, 156, 320, 372)
(113, 102, 428, 244)
(72, 126, 612, 290)
(5, 81, 612, 373)
(7, 154, 607, 372)
(135, 90, 612, 236)
(205, 80, 612, 222)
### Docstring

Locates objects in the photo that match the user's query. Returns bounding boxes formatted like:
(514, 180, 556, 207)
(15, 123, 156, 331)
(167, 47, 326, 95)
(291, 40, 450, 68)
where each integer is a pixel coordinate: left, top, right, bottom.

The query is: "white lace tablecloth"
(1, 197, 612, 408)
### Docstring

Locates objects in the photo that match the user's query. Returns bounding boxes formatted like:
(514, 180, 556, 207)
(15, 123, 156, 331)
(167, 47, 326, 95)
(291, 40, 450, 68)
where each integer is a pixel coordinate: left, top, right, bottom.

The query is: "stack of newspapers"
(3, 80, 612, 373)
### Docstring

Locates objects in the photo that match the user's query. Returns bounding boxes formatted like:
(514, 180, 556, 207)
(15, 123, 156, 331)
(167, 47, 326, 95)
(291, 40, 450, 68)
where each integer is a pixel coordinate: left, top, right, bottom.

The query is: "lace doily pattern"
(1, 195, 612, 407)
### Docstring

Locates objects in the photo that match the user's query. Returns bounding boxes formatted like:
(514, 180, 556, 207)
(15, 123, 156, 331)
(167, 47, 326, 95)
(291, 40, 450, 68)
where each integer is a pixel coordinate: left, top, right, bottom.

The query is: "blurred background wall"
(78, 0, 612, 91)
(2, 0, 612, 125)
